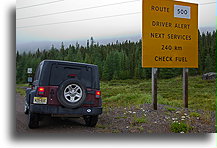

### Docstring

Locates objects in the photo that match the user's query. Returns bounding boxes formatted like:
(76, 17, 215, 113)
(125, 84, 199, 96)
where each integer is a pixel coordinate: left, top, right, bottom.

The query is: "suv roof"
(34, 60, 100, 89)
(42, 60, 98, 67)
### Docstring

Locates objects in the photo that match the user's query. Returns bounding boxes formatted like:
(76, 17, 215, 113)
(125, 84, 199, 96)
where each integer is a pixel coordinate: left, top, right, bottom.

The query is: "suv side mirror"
(32, 80, 39, 86)
(27, 68, 33, 85)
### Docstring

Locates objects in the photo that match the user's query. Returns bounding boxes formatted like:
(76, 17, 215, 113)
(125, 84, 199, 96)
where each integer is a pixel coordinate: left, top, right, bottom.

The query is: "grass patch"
(189, 112, 201, 117)
(16, 84, 28, 96)
(171, 122, 192, 133)
(103, 92, 151, 107)
(102, 76, 216, 111)
(165, 107, 176, 112)
(133, 117, 147, 124)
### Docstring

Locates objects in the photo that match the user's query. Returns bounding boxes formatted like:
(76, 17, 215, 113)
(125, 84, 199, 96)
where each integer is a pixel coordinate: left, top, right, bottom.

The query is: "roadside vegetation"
(16, 84, 28, 96)
(100, 76, 215, 133)
(102, 76, 215, 111)
(170, 122, 191, 133)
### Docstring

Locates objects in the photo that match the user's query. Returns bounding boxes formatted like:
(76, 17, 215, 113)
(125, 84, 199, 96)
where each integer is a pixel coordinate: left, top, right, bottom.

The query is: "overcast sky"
(16, 0, 216, 47)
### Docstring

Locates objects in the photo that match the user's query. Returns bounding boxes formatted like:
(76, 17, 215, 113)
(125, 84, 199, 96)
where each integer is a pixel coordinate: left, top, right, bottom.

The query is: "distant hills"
(16, 35, 142, 53)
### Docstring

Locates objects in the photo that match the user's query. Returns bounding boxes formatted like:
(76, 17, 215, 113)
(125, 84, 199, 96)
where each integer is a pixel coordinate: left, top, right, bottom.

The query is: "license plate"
(33, 97, 47, 104)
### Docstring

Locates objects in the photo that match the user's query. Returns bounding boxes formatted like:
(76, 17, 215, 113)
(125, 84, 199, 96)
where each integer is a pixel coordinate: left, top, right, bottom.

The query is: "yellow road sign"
(142, 0, 198, 68)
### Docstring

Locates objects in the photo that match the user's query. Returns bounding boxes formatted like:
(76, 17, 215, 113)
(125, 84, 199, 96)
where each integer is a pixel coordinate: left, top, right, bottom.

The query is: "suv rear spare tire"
(57, 79, 86, 109)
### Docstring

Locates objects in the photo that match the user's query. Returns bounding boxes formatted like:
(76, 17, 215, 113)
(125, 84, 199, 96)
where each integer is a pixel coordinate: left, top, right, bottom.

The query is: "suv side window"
(33, 62, 43, 85)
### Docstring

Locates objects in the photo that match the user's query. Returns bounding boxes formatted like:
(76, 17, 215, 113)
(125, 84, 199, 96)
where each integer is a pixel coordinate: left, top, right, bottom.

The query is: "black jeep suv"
(25, 60, 102, 129)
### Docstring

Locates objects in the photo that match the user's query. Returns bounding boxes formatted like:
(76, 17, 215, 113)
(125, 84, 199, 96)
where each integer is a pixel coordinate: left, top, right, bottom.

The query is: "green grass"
(189, 112, 201, 117)
(16, 84, 29, 96)
(165, 107, 176, 112)
(102, 76, 216, 111)
(103, 92, 152, 107)
(133, 117, 147, 124)
(170, 122, 192, 133)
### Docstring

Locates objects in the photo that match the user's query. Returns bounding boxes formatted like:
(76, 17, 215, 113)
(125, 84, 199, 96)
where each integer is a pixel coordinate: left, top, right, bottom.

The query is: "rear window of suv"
(49, 63, 92, 88)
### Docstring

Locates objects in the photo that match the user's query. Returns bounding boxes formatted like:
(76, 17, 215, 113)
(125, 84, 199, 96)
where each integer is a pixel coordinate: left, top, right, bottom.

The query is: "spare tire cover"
(57, 79, 86, 108)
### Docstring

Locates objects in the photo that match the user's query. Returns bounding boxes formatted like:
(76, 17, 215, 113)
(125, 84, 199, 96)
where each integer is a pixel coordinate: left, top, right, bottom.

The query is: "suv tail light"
(95, 91, 101, 99)
(38, 87, 45, 95)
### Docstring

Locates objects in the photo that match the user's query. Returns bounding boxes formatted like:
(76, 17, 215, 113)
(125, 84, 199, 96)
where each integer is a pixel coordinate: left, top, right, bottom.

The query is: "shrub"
(171, 122, 190, 133)
(190, 112, 200, 117)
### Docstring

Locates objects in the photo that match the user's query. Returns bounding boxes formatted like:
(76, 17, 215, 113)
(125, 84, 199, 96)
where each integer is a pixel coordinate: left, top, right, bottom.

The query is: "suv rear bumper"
(30, 104, 102, 116)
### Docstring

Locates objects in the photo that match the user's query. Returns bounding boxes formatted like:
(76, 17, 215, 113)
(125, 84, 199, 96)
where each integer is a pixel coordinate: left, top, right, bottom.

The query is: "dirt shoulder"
(100, 105, 215, 133)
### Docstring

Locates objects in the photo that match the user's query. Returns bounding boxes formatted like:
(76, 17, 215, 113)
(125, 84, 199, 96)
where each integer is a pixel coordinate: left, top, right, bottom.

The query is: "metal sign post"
(152, 68, 158, 110)
(183, 68, 189, 108)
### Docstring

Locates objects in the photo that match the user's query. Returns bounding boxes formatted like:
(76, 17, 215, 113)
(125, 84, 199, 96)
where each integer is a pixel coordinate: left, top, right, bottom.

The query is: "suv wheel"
(28, 111, 39, 129)
(83, 115, 98, 127)
(58, 79, 86, 108)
